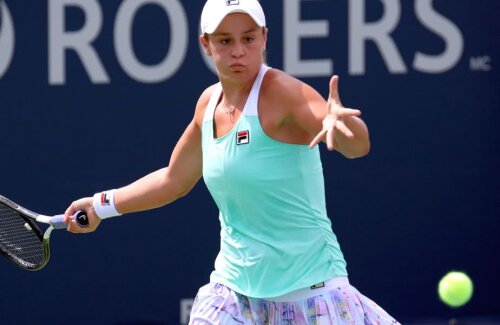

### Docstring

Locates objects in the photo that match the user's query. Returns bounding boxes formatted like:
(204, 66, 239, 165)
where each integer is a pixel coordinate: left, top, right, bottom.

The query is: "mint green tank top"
(201, 65, 347, 298)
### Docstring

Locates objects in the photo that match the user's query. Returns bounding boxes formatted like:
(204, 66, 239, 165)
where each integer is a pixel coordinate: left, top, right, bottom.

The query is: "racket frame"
(0, 195, 85, 271)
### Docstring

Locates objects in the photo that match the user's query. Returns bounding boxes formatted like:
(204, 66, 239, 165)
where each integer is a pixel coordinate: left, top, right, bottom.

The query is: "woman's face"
(201, 13, 267, 83)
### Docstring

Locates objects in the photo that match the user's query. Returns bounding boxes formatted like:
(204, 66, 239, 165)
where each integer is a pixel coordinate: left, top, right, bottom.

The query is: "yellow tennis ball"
(438, 271, 474, 308)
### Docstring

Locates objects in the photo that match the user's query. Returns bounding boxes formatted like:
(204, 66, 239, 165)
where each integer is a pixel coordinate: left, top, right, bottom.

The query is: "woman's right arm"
(115, 118, 203, 214)
(64, 87, 212, 233)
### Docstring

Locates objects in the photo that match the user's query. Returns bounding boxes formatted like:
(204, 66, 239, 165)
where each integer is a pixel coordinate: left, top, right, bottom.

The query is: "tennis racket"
(0, 194, 88, 271)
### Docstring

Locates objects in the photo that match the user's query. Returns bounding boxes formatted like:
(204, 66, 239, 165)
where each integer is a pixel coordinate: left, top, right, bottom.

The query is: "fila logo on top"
(226, 0, 239, 6)
(236, 130, 250, 145)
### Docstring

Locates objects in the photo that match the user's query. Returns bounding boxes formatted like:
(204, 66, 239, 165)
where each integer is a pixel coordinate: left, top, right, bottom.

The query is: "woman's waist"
(265, 276, 350, 302)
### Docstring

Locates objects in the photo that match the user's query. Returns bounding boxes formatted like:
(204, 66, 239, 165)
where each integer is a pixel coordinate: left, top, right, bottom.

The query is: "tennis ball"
(438, 271, 474, 308)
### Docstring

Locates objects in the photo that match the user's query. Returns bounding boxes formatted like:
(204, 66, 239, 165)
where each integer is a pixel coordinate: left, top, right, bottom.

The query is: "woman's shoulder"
(190, 83, 217, 128)
(263, 68, 303, 89)
(261, 68, 312, 105)
(193, 83, 220, 123)
(198, 83, 220, 106)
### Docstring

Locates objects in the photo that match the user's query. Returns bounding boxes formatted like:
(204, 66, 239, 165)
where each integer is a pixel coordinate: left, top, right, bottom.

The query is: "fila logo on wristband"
(100, 192, 111, 206)
(93, 190, 121, 219)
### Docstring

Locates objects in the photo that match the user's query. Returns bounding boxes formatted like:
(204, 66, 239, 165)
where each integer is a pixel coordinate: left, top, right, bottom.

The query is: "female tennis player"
(65, 0, 400, 323)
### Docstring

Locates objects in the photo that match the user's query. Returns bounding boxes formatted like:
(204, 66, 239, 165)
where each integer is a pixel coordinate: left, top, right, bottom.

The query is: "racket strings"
(0, 204, 45, 268)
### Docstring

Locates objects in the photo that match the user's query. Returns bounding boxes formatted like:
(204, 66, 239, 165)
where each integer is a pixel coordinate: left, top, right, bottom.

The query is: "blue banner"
(0, 1, 498, 323)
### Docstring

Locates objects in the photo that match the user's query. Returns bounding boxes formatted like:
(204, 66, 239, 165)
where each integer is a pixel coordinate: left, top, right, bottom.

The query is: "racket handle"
(51, 211, 89, 229)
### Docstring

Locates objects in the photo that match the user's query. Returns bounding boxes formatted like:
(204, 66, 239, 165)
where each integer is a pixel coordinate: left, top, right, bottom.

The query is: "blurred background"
(0, 0, 498, 324)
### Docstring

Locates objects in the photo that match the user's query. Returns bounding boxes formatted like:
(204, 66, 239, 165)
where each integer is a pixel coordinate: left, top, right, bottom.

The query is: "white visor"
(200, 0, 266, 34)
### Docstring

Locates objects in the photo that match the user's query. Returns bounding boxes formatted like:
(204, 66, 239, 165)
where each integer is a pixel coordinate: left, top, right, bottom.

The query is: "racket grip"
(51, 211, 89, 229)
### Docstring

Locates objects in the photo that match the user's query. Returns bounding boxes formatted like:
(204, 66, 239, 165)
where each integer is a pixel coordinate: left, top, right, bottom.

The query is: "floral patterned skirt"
(189, 280, 400, 325)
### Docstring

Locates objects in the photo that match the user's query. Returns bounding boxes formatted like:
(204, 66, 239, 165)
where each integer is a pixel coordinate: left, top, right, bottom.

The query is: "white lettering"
(0, 1, 15, 79)
(470, 56, 491, 72)
(48, 0, 109, 85)
(115, 0, 188, 83)
(180, 298, 194, 324)
(12, 0, 467, 84)
(349, 0, 406, 75)
(284, 0, 332, 77)
(413, 0, 464, 73)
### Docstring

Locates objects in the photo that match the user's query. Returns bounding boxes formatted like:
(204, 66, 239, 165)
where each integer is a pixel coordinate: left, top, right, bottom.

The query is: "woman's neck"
(218, 69, 259, 106)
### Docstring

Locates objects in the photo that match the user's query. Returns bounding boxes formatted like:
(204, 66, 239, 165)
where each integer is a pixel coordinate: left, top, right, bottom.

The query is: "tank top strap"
(242, 65, 270, 117)
(203, 83, 223, 123)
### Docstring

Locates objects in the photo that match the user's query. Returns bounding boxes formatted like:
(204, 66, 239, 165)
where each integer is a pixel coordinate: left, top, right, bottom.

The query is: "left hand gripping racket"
(0, 194, 88, 271)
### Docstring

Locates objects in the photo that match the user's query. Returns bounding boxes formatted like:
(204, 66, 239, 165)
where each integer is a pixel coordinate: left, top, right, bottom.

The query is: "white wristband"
(92, 189, 122, 219)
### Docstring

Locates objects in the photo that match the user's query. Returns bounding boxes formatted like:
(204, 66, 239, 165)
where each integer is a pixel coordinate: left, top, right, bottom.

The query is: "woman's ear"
(200, 34, 212, 56)
(262, 27, 268, 50)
